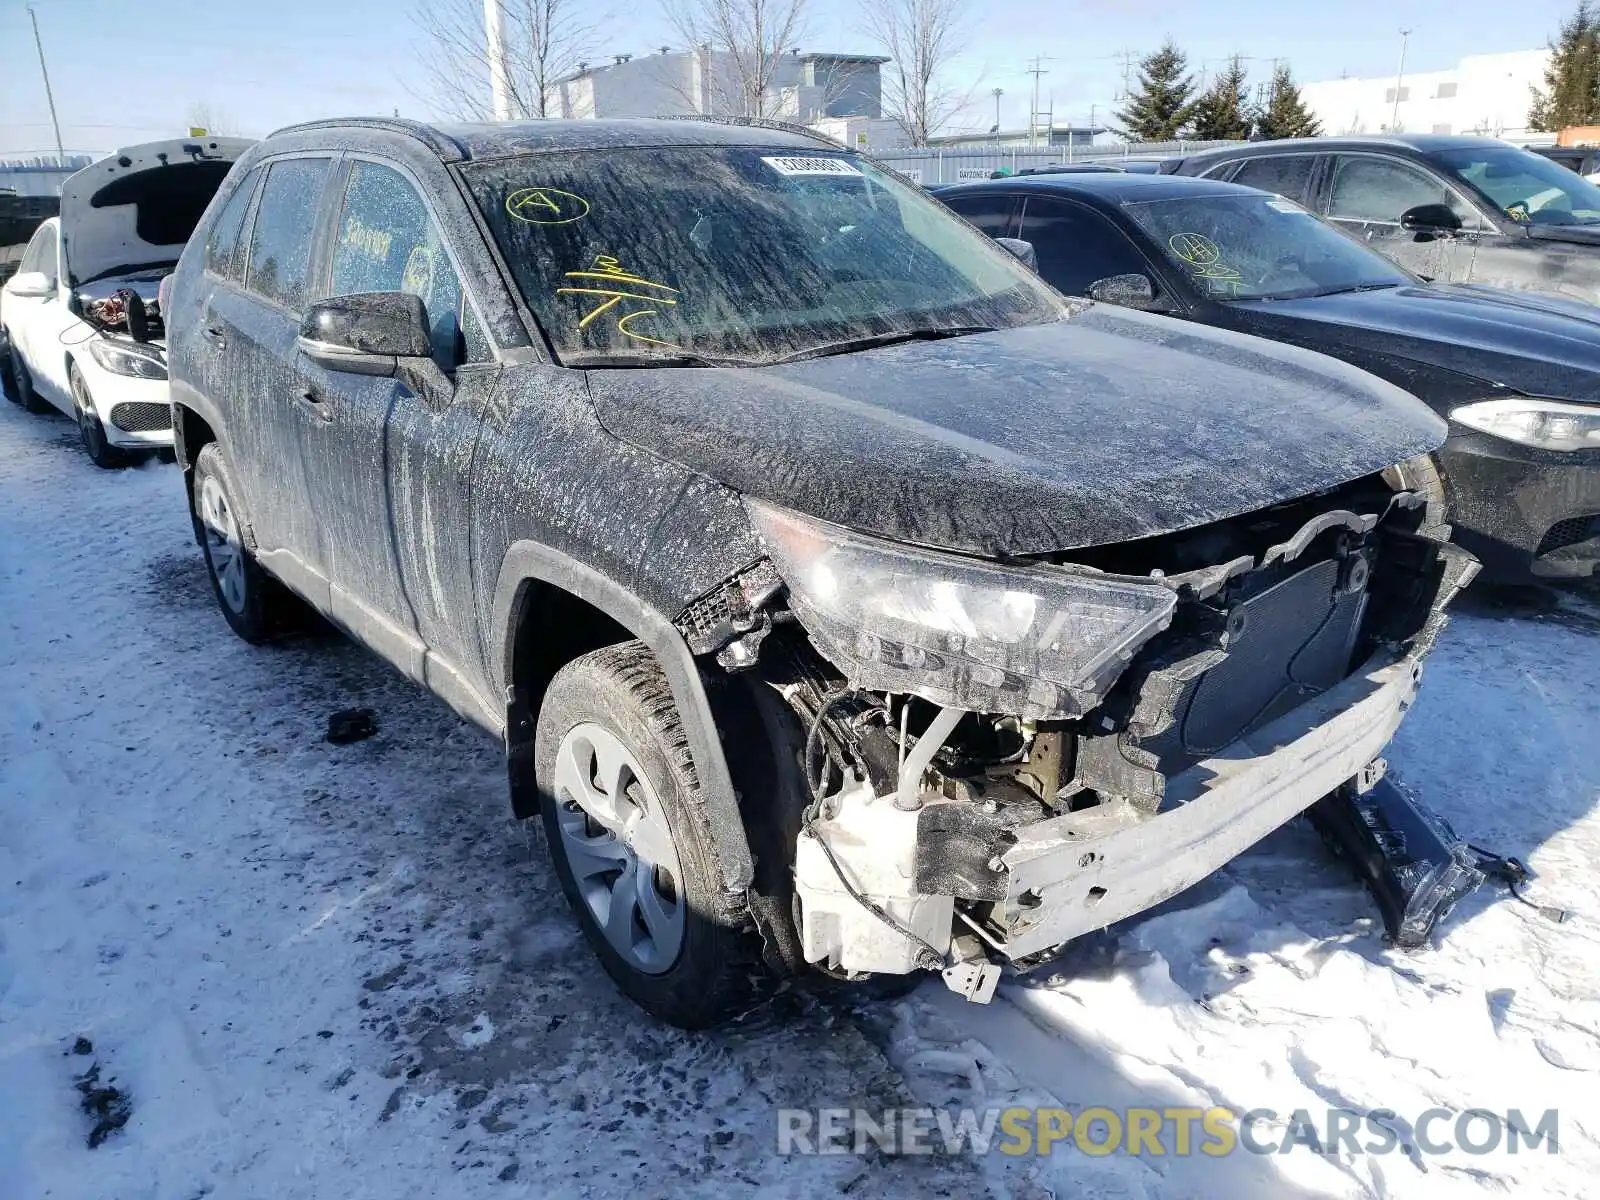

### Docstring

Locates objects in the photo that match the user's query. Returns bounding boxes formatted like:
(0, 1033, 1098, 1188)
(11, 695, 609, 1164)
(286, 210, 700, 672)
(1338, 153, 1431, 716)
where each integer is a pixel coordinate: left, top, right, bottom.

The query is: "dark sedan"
(936, 172, 1600, 581)
(1161, 134, 1600, 307)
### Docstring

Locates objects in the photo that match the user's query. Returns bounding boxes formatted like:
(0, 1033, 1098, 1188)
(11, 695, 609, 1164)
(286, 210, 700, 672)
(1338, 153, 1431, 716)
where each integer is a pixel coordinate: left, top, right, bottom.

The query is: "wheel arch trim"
(491, 540, 755, 893)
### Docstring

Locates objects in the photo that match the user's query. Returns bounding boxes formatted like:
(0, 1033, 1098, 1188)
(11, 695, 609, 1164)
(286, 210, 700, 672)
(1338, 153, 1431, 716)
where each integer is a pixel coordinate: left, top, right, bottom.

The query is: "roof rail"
(264, 116, 470, 163)
(655, 114, 845, 149)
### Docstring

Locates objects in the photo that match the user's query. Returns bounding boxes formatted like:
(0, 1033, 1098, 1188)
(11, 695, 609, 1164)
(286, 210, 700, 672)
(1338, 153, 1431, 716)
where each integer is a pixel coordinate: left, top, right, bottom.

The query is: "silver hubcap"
(198, 474, 247, 614)
(552, 722, 686, 974)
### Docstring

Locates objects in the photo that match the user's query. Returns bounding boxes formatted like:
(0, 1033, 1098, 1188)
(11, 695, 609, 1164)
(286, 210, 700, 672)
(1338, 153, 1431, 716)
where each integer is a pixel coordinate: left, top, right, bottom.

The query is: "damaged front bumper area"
(679, 475, 1478, 998)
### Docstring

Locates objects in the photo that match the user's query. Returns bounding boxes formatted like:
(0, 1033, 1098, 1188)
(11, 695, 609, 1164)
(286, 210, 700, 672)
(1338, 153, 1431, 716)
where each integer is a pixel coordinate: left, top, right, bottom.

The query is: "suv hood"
(584, 308, 1446, 557)
(1241, 284, 1600, 403)
(60, 137, 253, 286)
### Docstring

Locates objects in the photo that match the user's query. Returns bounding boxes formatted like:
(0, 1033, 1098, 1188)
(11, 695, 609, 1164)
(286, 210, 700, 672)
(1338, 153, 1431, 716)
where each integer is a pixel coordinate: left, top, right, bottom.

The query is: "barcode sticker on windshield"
(761, 156, 862, 177)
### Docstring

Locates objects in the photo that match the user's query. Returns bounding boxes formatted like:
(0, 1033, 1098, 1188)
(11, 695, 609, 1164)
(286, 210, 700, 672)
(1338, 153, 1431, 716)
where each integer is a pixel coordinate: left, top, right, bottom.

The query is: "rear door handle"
(203, 324, 226, 347)
(295, 390, 333, 423)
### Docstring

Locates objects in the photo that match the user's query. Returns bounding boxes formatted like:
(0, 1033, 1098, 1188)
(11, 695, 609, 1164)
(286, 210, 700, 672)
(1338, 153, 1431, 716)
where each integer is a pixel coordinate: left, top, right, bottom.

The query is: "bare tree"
(185, 102, 239, 136)
(412, 0, 601, 120)
(662, 0, 810, 118)
(861, 0, 971, 145)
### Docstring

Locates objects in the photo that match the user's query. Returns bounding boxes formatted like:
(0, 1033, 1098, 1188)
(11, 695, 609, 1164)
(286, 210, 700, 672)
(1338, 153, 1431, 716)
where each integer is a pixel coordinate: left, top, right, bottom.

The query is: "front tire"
(70, 364, 129, 469)
(535, 642, 767, 1029)
(191, 443, 287, 644)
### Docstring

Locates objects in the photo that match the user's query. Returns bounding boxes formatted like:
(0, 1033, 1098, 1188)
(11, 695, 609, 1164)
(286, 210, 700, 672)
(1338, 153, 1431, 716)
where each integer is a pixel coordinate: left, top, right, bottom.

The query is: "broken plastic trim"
(1310, 775, 1487, 948)
(747, 499, 1177, 720)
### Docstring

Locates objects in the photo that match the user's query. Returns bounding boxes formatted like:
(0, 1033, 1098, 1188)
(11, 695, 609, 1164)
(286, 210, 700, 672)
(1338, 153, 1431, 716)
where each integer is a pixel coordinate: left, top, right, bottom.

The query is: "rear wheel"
(70, 364, 129, 469)
(535, 642, 768, 1028)
(3, 341, 50, 414)
(191, 443, 295, 643)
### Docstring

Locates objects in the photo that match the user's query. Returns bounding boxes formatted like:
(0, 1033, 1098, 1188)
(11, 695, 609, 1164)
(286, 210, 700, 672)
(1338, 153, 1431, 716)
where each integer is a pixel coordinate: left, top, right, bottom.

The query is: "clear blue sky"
(0, 0, 1581, 157)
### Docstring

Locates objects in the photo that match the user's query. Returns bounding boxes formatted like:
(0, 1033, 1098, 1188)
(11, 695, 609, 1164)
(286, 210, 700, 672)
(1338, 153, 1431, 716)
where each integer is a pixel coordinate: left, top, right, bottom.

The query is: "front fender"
(491, 540, 755, 894)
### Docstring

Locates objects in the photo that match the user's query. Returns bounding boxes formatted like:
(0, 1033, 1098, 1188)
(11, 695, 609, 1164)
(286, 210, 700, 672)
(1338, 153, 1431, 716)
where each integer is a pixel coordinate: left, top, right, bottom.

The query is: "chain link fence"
(871, 140, 1243, 186)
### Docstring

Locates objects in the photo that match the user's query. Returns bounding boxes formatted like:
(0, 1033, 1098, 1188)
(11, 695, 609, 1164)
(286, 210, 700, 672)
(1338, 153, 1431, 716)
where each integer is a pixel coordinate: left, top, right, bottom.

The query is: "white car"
(1, 137, 251, 466)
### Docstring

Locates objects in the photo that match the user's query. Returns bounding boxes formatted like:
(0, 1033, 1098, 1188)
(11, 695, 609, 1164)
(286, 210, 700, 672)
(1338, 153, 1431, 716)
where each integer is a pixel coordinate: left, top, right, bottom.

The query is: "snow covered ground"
(2, 400, 1597, 1200)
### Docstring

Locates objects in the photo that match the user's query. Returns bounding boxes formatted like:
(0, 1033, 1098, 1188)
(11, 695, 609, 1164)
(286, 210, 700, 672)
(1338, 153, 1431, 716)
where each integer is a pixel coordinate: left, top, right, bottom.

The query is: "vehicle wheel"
(1386, 453, 1451, 540)
(70, 364, 129, 469)
(3, 341, 50, 414)
(192, 442, 285, 644)
(535, 642, 767, 1029)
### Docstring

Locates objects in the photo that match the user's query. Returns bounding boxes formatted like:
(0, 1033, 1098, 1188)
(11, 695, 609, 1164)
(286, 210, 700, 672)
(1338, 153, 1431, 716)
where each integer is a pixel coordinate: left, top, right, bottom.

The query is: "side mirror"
(5, 270, 54, 299)
(1400, 203, 1462, 234)
(994, 237, 1038, 271)
(297, 292, 433, 377)
(1086, 273, 1165, 311)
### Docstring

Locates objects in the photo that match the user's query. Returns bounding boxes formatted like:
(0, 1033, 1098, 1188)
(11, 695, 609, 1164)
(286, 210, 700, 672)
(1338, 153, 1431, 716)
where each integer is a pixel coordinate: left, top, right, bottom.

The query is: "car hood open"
(584, 308, 1446, 557)
(1243, 284, 1600, 404)
(60, 137, 254, 286)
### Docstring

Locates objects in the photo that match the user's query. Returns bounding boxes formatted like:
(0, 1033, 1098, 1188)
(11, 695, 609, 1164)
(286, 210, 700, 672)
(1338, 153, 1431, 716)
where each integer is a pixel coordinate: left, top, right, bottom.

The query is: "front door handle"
(203, 324, 226, 348)
(295, 390, 333, 423)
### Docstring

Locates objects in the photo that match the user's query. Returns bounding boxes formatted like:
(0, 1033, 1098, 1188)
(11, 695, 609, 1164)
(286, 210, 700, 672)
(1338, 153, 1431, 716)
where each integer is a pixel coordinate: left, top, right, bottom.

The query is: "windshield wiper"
(563, 350, 757, 368)
(1307, 282, 1407, 298)
(772, 326, 998, 364)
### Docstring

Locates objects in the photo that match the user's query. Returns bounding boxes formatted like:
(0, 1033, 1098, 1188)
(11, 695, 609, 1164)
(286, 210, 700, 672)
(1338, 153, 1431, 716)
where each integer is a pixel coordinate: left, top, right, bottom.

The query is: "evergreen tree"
(1528, 1, 1600, 131)
(1188, 57, 1253, 141)
(1115, 40, 1197, 142)
(1254, 64, 1323, 139)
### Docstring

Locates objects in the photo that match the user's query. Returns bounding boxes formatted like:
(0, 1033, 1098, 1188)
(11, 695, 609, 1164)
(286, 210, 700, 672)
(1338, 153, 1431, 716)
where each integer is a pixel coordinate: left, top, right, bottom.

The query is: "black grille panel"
(1536, 516, 1599, 556)
(108, 402, 171, 434)
(1181, 559, 1362, 753)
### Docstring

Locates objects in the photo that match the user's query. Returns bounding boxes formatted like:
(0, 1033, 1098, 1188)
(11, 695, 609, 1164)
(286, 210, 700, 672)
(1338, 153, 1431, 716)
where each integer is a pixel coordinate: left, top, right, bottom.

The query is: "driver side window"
(1018, 197, 1152, 296)
(1325, 156, 1479, 228)
(21, 224, 57, 282)
(330, 161, 485, 369)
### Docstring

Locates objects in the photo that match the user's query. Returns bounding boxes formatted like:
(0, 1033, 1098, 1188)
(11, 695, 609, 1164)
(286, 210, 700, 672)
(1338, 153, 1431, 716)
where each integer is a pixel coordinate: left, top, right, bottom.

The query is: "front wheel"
(535, 642, 768, 1029)
(70, 364, 129, 469)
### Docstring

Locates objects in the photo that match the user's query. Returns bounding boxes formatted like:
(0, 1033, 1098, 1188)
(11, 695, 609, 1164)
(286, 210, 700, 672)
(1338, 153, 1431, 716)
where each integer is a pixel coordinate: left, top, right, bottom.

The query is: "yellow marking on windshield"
(616, 309, 676, 347)
(555, 254, 682, 347)
(1169, 232, 1221, 266)
(506, 187, 591, 224)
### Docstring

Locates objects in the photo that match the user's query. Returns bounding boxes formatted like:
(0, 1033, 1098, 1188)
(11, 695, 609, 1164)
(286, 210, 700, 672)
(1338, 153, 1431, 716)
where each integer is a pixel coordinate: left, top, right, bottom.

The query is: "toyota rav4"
(165, 117, 1476, 1028)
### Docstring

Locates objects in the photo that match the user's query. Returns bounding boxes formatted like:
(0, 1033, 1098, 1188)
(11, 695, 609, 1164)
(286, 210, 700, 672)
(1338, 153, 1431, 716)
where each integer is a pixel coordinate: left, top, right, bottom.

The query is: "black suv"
(1166, 135, 1600, 305)
(167, 117, 1472, 1028)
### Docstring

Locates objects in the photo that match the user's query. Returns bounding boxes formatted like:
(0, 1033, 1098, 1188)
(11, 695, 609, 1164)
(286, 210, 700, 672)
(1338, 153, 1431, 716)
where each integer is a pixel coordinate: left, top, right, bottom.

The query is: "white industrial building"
(1299, 49, 1553, 142)
(546, 49, 887, 124)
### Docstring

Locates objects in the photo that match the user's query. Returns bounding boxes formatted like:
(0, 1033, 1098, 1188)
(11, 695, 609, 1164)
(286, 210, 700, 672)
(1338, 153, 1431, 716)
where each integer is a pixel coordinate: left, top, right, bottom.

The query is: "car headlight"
(87, 338, 168, 380)
(1450, 398, 1600, 452)
(748, 500, 1176, 719)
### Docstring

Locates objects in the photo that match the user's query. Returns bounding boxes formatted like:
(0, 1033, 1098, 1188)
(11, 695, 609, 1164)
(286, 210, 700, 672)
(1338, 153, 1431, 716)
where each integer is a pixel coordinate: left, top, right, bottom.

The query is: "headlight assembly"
(87, 338, 168, 380)
(747, 499, 1176, 719)
(1450, 397, 1600, 452)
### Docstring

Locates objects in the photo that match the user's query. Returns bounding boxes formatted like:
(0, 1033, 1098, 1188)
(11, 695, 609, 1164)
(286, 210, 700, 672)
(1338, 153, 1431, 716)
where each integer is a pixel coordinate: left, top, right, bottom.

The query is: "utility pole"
(1391, 29, 1412, 133)
(484, 0, 513, 120)
(26, 6, 65, 165)
(992, 87, 1003, 137)
(1025, 57, 1050, 149)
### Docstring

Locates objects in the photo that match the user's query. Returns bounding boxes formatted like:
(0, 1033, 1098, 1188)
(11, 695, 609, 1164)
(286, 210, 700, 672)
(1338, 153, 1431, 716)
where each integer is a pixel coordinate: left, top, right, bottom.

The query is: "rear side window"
(1228, 155, 1317, 203)
(943, 193, 1017, 238)
(329, 160, 477, 367)
(204, 170, 260, 281)
(245, 158, 331, 310)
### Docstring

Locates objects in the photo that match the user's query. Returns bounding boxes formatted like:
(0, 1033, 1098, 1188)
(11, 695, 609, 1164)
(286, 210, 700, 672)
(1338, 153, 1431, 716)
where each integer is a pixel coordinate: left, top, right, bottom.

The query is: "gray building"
(547, 49, 886, 123)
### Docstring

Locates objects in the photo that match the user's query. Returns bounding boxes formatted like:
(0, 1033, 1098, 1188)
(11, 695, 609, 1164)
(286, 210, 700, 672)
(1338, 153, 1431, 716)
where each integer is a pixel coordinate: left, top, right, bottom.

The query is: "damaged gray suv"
(166, 117, 1477, 1028)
